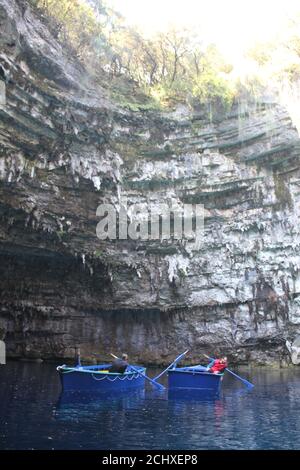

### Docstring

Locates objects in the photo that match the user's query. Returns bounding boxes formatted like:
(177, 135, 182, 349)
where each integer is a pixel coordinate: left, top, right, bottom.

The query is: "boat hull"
(57, 365, 146, 393)
(168, 368, 223, 393)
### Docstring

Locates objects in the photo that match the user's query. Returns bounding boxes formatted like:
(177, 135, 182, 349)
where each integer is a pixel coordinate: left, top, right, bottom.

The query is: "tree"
(29, 0, 235, 109)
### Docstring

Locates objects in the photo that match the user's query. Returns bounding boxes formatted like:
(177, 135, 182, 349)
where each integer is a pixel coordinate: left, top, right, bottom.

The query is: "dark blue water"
(1, 361, 300, 449)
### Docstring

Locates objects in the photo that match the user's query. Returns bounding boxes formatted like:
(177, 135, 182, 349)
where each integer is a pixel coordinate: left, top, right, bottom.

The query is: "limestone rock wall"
(1, 0, 300, 365)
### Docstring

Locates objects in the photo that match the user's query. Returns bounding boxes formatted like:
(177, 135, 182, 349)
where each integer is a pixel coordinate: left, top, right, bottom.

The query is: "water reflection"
(1, 362, 300, 449)
(168, 389, 220, 401)
(55, 388, 146, 421)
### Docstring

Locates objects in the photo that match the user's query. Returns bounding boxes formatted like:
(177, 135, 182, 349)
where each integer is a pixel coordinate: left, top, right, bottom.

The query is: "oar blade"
(226, 368, 254, 389)
(136, 368, 165, 391)
(204, 354, 254, 389)
(128, 363, 165, 391)
(243, 380, 254, 390)
(151, 380, 165, 391)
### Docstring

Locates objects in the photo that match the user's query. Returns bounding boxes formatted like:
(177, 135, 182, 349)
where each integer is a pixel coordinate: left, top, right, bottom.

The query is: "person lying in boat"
(109, 353, 128, 373)
(207, 356, 228, 374)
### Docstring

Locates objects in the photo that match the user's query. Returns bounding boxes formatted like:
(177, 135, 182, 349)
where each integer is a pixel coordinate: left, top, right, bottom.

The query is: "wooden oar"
(110, 353, 165, 391)
(204, 354, 254, 389)
(153, 350, 189, 381)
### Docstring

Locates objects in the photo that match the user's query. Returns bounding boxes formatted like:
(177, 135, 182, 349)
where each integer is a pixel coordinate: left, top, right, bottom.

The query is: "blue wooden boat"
(168, 365, 223, 393)
(57, 364, 146, 392)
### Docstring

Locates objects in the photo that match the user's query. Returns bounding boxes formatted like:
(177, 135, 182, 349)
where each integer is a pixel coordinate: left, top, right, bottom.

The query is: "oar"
(225, 368, 254, 389)
(153, 350, 189, 381)
(110, 353, 165, 391)
(204, 354, 254, 389)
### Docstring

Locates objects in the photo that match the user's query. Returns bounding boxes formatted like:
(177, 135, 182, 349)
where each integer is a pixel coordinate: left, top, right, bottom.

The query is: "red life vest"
(209, 359, 227, 373)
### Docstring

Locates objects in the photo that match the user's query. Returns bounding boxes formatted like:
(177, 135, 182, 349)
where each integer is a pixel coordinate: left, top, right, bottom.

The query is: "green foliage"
(29, 0, 235, 109)
(245, 16, 300, 92)
(109, 82, 162, 112)
(234, 75, 266, 102)
(280, 63, 300, 83)
(30, 0, 108, 58)
(191, 71, 234, 108)
(247, 42, 275, 66)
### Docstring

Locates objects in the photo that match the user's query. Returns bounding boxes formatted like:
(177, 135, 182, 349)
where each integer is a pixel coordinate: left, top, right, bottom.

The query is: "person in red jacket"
(207, 357, 228, 374)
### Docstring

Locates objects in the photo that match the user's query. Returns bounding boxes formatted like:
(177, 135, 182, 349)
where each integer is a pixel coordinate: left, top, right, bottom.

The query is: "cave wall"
(1, 0, 300, 365)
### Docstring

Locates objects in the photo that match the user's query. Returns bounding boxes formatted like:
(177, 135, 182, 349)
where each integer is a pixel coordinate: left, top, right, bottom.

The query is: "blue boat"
(57, 364, 146, 393)
(168, 365, 224, 393)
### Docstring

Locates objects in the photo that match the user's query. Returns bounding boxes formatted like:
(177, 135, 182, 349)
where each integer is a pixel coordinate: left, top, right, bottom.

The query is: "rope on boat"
(91, 372, 140, 381)
(57, 366, 143, 381)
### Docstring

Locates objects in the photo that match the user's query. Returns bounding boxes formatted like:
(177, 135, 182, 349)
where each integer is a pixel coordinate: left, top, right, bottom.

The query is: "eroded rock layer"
(1, 0, 300, 365)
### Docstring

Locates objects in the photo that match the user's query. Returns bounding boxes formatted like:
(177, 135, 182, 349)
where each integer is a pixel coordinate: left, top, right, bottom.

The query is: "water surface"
(1, 361, 300, 449)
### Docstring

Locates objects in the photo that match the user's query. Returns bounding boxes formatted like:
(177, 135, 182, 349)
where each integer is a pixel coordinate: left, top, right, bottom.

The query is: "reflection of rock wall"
(1, 0, 300, 365)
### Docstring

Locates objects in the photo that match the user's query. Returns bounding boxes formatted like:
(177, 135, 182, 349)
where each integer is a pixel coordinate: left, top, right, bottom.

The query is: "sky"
(108, 0, 300, 63)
